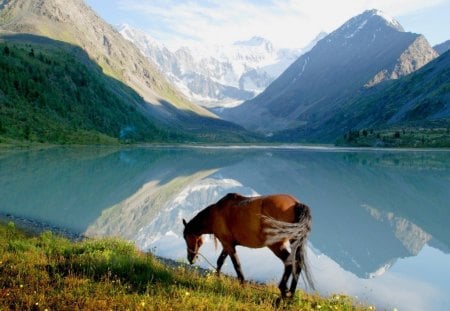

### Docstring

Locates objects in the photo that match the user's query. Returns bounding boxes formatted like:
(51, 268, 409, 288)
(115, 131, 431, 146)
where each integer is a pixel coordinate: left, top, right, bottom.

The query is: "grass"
(0, 221, 373, 310)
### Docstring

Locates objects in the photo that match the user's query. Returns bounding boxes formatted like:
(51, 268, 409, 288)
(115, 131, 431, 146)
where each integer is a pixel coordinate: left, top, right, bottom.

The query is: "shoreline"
(0, 212, 85, 241)
(0, 142, 450, 152)
(1, 142, 450, 153)
(0, 212, 211, 274)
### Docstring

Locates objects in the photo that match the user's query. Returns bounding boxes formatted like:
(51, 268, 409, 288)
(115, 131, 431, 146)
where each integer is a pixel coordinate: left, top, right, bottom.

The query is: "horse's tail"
(262, 203, 314, 290)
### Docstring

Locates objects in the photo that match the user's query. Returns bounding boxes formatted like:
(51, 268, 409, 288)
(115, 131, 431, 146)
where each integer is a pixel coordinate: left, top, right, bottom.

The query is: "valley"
(1, 2, 449, 310)
(0, 1, 449, 147)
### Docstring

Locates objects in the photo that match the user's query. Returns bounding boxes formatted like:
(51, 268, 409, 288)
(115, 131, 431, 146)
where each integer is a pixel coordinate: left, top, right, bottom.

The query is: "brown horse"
(182, 193, 314, 298)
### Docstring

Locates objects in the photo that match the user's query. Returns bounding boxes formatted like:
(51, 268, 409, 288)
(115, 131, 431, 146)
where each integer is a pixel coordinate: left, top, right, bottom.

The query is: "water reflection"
(0, 146, 449, 310)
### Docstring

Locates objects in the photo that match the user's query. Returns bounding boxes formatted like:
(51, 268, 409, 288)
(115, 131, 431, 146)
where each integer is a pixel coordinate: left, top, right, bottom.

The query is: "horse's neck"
(190, 207, 213, 235)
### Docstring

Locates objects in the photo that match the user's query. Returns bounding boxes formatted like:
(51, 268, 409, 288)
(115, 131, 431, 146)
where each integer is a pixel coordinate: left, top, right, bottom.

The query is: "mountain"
(434, 40, 450, 55)
(221, 9, 438, 137)
(0, 0, 253, 142)
(119, 24, 309, 108)
(331, 50, 450, 147)
(0, 36, 176, 144)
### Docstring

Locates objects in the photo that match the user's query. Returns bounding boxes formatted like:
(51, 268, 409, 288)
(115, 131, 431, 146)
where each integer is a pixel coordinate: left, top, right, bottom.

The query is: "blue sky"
(85, 0, 450, 49)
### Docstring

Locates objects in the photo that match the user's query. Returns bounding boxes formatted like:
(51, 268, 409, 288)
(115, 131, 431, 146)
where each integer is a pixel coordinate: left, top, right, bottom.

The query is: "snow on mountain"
(329, 8, 404, 41)
(118, 24, 312, 108)
(371, 9, 404, 31)
(221, 9, 438, 136)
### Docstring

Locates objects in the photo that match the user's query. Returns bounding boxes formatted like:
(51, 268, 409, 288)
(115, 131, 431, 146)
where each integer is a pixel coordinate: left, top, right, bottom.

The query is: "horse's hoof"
(280, 291, 292, 299)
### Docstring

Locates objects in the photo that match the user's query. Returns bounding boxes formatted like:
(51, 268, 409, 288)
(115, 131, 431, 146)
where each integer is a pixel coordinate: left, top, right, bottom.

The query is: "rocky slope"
(365, 34, 439, 87)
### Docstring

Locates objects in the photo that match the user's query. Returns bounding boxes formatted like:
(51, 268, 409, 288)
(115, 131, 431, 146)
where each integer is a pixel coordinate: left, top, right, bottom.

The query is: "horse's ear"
(182, 219, 187, 227)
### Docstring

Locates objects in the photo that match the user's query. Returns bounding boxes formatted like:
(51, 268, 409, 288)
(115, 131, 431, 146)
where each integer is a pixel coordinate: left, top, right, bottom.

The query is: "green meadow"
(0, 221, 372, 310)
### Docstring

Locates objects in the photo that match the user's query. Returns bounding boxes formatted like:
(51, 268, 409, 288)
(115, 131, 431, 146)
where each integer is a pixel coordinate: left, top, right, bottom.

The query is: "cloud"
(117, 0, 446, 49)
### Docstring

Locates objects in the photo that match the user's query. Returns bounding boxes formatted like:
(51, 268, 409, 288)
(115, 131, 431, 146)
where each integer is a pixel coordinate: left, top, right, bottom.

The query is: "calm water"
(1, 146, 449, 310)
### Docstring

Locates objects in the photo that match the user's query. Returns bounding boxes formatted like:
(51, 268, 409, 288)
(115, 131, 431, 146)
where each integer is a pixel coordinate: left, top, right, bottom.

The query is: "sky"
(84, 0, 450, 50)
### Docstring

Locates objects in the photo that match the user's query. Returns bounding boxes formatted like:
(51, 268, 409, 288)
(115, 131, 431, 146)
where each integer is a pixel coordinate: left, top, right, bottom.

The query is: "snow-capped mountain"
(119, 24, 316, 108)
(222, 9, 438, 135)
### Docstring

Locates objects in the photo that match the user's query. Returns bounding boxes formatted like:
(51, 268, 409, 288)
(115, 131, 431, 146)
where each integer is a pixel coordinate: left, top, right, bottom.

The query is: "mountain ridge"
(221, 9, 439, 137)
(0, 0, 217, 121)
(0, 0, 260, 143)
(119, 24, 318, 108)
(331, 50, 450, 145)
(434, 39, 450, 55)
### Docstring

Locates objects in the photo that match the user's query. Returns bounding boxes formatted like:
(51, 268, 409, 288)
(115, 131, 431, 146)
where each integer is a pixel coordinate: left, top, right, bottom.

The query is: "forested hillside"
(332, 51, 450, 147)
(0, 37, 184, 144)
(0, 0, 256, 145)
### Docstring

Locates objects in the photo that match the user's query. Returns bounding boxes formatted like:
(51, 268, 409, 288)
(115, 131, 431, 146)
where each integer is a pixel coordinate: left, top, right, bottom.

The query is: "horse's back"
(213, 193, 304, 248)
(218, 193, 300, 220)
(262, 194, 298, 210)
(260, 194, 301, 222)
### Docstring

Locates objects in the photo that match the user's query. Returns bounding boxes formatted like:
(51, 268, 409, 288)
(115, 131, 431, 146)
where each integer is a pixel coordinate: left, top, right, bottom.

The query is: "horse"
(182, 193, 314, 298)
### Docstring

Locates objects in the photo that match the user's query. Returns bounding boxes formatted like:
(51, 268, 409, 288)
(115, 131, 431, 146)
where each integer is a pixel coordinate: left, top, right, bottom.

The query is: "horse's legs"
(218, 241, 245, 283)
(268, 242, 292, 298)
(216, 249, 228, 276)
(289, 243, 302, 296)
(226, 246, 245, 283)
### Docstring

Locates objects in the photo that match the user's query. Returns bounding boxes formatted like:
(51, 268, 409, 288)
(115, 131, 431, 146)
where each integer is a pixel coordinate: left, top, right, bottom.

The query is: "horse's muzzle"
(188, 256, 196, 265)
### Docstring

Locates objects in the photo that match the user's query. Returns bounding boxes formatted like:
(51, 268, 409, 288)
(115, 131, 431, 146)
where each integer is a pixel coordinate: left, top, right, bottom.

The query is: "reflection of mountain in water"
(0, 147, 449, 280)
(0, 147, 241, 232)
(364, 204, 432, 278)
(215, 150, 449, 277)
(134, 177, 258, 250)
(365, 205, 432, 256)
(0, 147, 152, 232)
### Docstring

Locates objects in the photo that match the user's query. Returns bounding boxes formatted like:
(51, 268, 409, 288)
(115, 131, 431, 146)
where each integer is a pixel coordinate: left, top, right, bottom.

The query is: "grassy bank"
(0, 221, 371, 310)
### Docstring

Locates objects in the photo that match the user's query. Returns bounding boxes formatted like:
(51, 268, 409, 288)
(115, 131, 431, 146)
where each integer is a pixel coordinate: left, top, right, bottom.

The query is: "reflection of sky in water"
(1, 147, 450, 311)
(136, 170, 450, 311)
(150, 233, 449, 311)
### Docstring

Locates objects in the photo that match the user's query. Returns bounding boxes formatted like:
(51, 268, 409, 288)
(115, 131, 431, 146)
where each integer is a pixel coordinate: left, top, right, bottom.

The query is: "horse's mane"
(185, 206, 213, 236)
(217, 193, 247, 205)
(185, 193, 247, 236)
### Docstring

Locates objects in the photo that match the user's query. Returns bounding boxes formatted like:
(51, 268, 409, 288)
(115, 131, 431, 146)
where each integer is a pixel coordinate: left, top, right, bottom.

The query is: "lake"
(1, 146, 449, 310)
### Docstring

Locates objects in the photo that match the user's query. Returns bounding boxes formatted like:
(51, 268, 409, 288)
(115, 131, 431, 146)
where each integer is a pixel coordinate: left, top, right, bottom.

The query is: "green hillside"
(0, 0, 215, 119)
(273, 51, 450, 147)
(0, 36, 186, 144)
(0, 221, 371, 310)
(330, 51, 450, 147)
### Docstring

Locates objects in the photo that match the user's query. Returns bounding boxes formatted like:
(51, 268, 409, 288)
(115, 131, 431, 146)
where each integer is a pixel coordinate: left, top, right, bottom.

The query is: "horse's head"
(182, 218, 203, 264)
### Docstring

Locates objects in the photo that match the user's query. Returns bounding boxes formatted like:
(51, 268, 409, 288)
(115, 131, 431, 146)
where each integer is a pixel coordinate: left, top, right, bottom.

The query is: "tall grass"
(0, 221, 372, 310)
